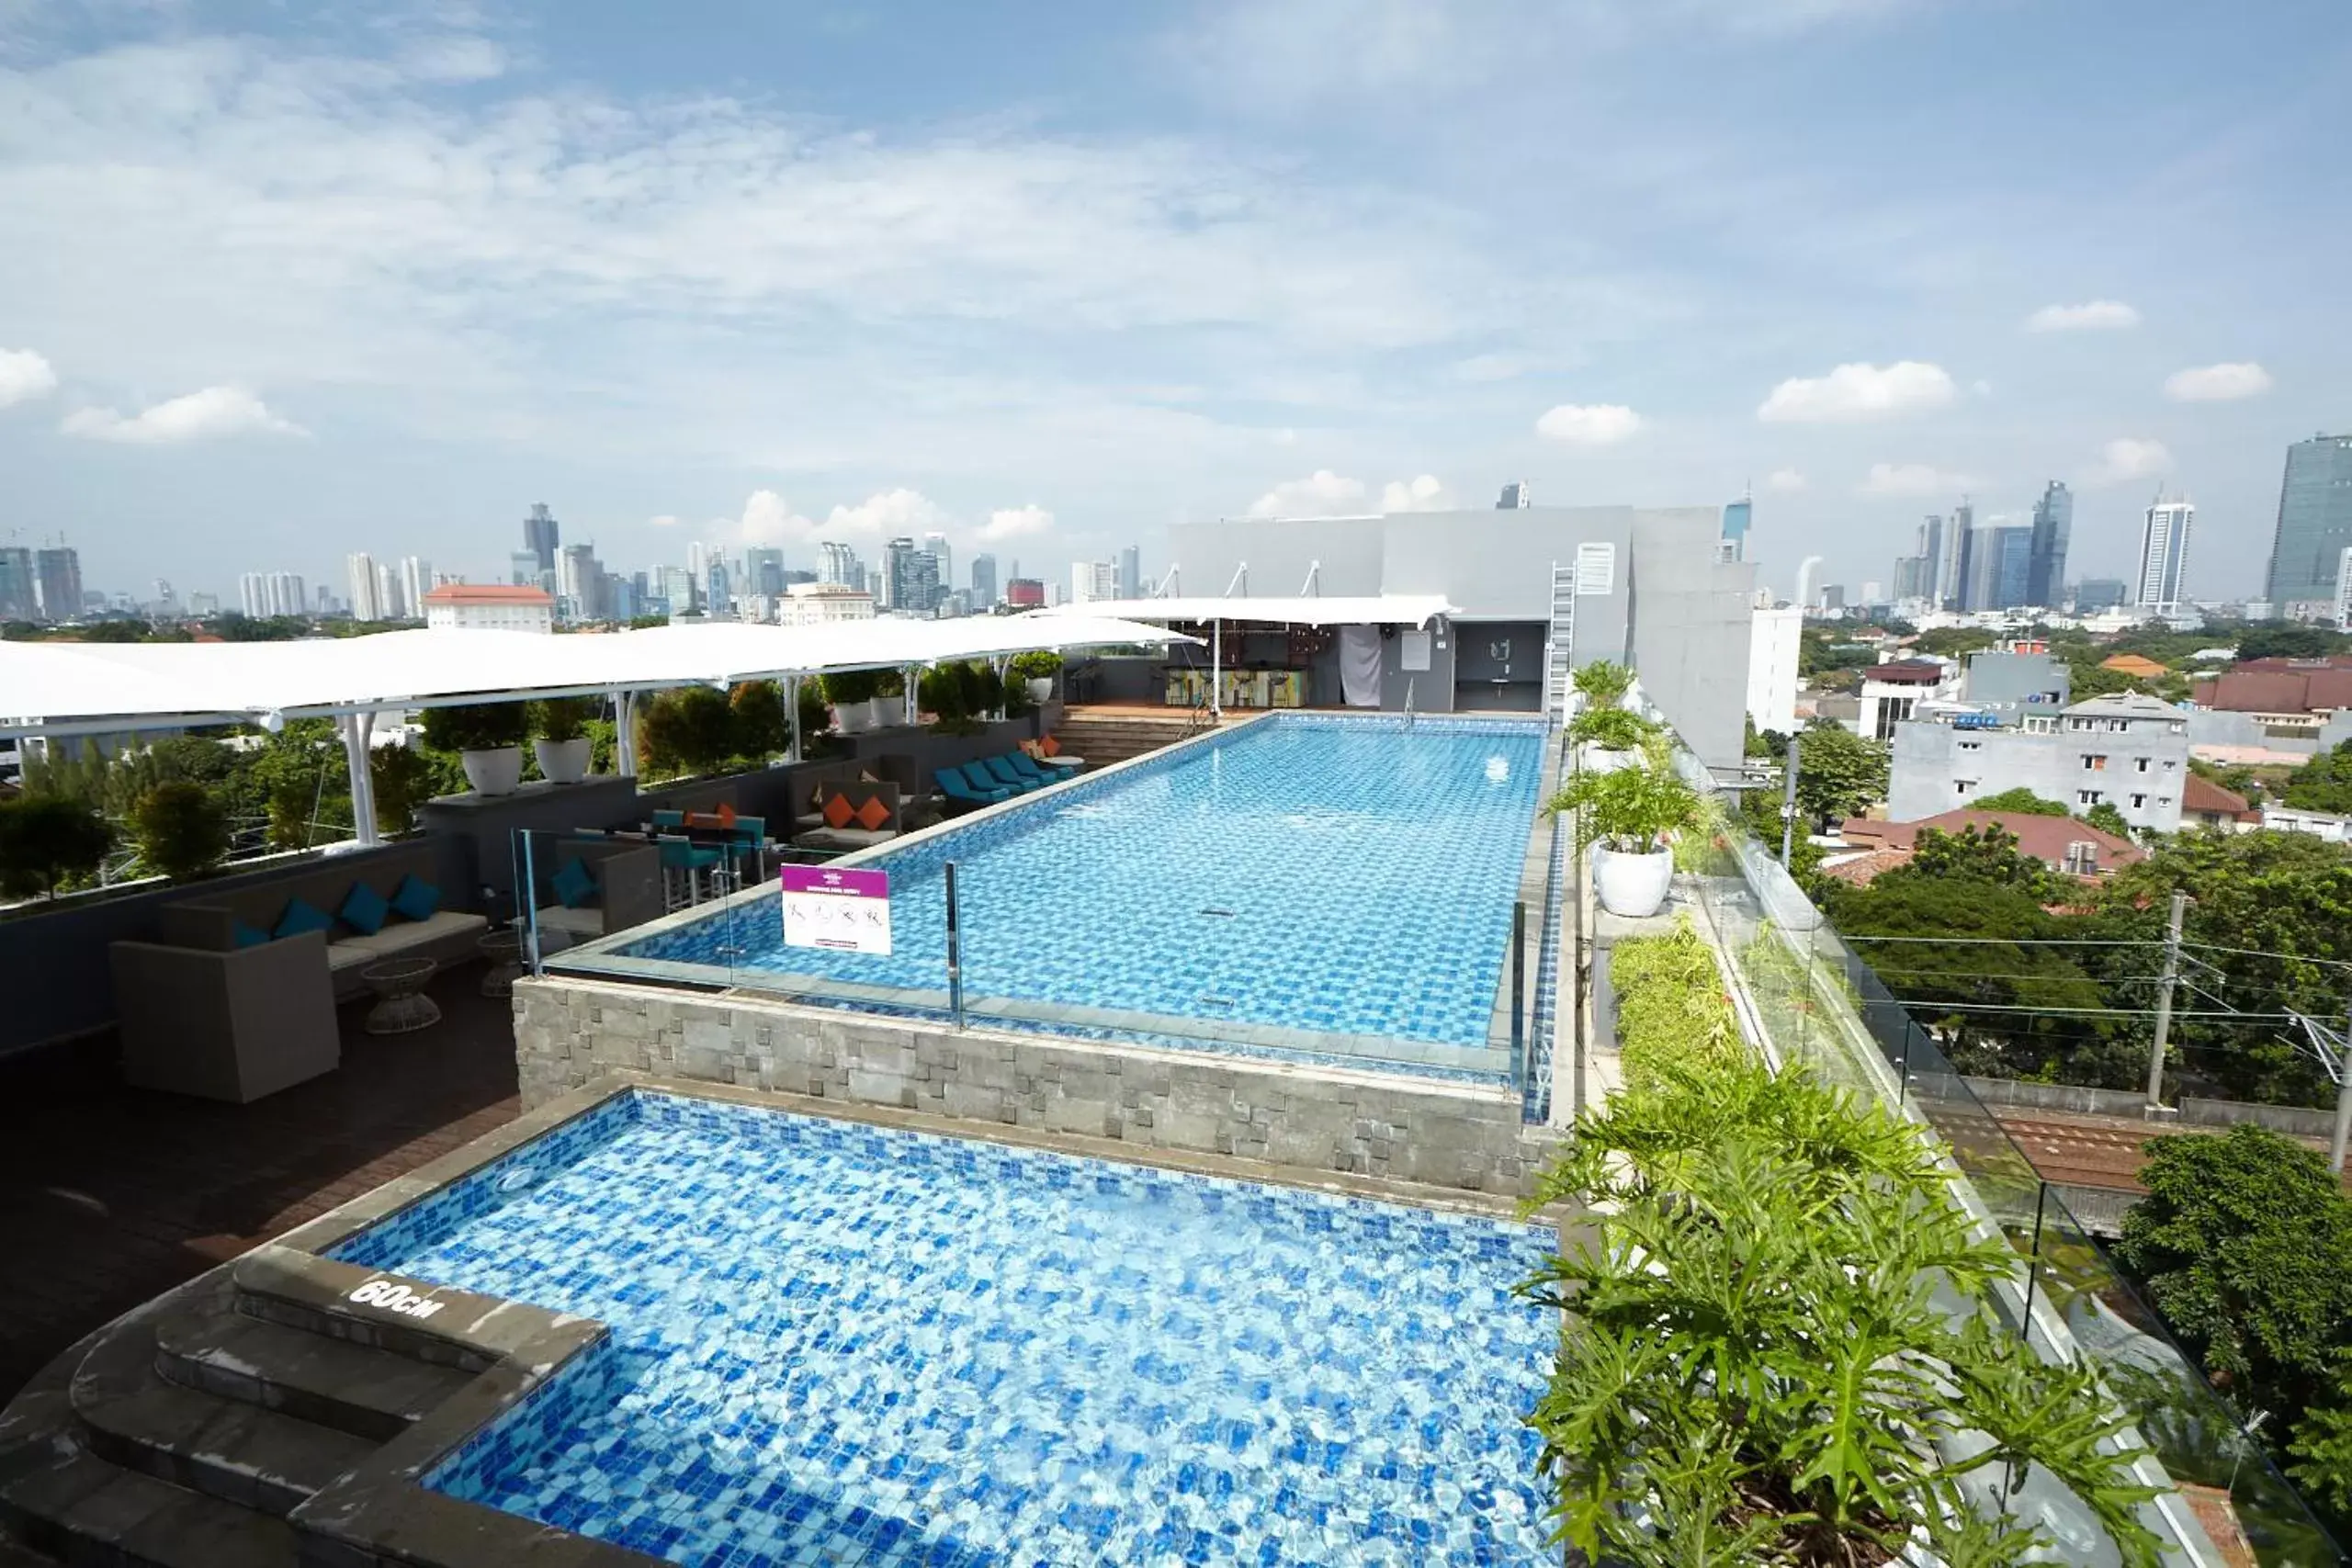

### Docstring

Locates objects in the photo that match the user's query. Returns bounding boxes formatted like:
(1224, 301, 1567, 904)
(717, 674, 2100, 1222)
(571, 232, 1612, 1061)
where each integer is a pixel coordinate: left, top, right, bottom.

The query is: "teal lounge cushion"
(232, 920, 271, 949)
(550, 858, 597, 908)
(339, 882, 390, 936)
(273, 897, 334, 941)
(389, 874, 440, 923)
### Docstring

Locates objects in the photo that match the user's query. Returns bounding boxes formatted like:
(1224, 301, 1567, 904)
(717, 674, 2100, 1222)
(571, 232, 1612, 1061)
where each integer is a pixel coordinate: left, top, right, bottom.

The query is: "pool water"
(608, 716, 1546, 1057)
(337, 1091, 1558, 1566)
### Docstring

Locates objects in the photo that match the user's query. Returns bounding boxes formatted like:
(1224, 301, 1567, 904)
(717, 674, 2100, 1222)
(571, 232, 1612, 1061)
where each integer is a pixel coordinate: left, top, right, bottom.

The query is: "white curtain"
(1339, 624, 1384, 707)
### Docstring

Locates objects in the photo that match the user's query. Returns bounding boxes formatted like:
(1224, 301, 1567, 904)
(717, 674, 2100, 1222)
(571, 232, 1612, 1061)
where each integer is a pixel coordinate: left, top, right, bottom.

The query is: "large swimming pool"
(335, 1089, 1559, 1566)
(587, 716, 1547, 1073)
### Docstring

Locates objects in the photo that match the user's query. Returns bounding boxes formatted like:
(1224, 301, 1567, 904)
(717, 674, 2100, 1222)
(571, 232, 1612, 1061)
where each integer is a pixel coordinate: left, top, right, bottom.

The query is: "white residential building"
(400, 557, 433, 618)
(1070, 560, 1117, 604)
(1746, 604, 1802, 737)
(777, 583, 877, 626)
(1889, 693, 2190, 833)
(346, 552, 382, 622)
(237, 570, 307, 618)
(422, 583, 554, 634)
(2135, 493, 2194, 613)
(376, 561, 404, 621)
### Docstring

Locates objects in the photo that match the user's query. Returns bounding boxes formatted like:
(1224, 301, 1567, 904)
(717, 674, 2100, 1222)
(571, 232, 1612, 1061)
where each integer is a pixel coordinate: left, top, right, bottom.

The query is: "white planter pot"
(460, 746, 524, 796)
(533, 737, 592, 784)
(832, 701, 870, 736)
(1025, 676, 1054, 703)
(1581, 743, 1636, 774)
(870, 696, 899, 728)
(1593, 842, 1673, 919)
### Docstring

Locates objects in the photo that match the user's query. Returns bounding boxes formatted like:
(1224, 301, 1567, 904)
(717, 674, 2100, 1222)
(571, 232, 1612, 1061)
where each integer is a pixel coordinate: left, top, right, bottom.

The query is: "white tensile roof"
(1034, 595, 1454, 628)
(0, 614, 1194, 736)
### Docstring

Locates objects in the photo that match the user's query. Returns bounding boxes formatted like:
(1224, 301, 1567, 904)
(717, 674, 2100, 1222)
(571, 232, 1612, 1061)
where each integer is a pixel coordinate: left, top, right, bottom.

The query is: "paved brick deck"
(0, 966, 521, 1403)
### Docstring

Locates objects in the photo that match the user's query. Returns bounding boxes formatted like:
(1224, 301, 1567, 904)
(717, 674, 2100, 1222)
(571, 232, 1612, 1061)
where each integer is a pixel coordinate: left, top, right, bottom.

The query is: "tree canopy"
(2280, 740, 2352, 814)
(1789, 721, 1889, 829)
(1968, 786, 2070, 816)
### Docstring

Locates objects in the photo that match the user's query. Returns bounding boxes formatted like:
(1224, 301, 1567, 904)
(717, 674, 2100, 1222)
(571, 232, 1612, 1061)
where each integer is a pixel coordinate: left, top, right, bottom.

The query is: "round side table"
(359, 957, 441, 1035)
(478, 930, 526, 998)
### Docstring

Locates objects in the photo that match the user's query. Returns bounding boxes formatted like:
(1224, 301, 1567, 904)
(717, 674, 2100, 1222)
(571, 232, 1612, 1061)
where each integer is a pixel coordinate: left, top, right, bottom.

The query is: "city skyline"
(0, 1, 2343, 609)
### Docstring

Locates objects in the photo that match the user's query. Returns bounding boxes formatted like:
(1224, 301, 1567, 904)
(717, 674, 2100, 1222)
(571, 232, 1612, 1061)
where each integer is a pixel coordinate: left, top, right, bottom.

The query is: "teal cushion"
(389, 874, 440, 923)
(273, 897, 334, 941)
(550, 858, 597, 909)
(232, 920, 271, 949)
(339, 882, 390, 936)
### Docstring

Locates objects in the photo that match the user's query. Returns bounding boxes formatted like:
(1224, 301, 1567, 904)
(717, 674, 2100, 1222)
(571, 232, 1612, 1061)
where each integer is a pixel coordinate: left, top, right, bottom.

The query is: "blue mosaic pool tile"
(356, 1089, 1557, 1567)
(610, 716, 1545, 1070)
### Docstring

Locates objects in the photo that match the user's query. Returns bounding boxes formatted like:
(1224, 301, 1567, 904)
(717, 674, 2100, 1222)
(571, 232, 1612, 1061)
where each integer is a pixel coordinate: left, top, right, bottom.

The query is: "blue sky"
(1, 0, 2345, 607)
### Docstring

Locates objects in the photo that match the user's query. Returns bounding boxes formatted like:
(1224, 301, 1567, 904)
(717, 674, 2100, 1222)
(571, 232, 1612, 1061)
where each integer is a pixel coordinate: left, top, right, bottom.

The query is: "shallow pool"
(334, 1090, 1558, 1566)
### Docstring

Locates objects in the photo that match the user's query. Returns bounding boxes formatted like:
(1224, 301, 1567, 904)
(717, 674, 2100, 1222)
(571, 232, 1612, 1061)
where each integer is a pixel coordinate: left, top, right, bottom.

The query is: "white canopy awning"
(0, 614, 1195, 737)
(1034, 595, 1455, 628)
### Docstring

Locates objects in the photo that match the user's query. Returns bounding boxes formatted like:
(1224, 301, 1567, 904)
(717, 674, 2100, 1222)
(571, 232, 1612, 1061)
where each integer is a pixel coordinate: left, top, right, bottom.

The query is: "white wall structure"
(1747, 605, 1802, 736)
(1890, 693, 2190, 832)
(422, 583, 554, 634)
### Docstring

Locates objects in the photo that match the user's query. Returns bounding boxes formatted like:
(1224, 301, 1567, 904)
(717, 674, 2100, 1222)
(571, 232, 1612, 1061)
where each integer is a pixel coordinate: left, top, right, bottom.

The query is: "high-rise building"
(1117, 544, 1141, 599)
(187, 592, 220, 616)
(238, 571, 307, 618)
(509, 550, 542, 588)
(2334, 547, 2352, 630)
(346, 552, 383, 622)
(0, 547, 36, 620)
(2025, 481, 2073, 608)
(659, 566, 696, 615)
(524, 502, 560, 574)
(970, 552, 998, 608)
(2075, 579, 2128, 613)
(400, 557, 432, 620)
(1793, 556, 1823, 612)
(1497, 481, 1531, 509)
(1939, 503, 1972, 609)
(559, 543, 605, 621)
(705, 557, 731, 618)
(1005, 578, 1046, 608)
(2265, 434, 2352, 618)
(376, 561, 404, 622)
(1071, 560, 1117, 604)
(685, 540, 709, 584)
(1719, 495, 1751, 563)
(2136, 493, 2195, 614)
(1916, 514, 1946, 605)
(316, 584, 333, 612)
(152, 579, 176, 613)
(745, 547, 786, 598)
(922, 532, 952, 600)
(33, 547, 82, 622)
(1990, 525, 2033, 610)
(817, 542, 863, 591)
(880, 537, 917, 613)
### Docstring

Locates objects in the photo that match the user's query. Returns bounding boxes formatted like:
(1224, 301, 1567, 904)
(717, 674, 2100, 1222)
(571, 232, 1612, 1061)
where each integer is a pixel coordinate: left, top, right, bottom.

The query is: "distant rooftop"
(2064, 692, 2181, 718)
(422, 583, 552, 605)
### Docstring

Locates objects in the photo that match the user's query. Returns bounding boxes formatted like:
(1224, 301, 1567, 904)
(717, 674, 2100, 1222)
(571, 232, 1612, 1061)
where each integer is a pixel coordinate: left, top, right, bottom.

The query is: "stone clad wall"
(514, 976, 1559, 1197)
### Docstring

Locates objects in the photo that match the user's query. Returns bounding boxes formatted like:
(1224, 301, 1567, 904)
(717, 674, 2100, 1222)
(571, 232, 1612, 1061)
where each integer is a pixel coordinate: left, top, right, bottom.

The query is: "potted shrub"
(129, 781, 230, 882)
(421, 701, 529, 795)
(1570, 658, 1634, 711)
(874, 669, 907, 728)
(1567, 705, 1658, 774)
(823, 669, 879, 735)
(0, 794, 114, 900)
(1010, 649, 1062, 705)
(1547, 759, 1702, 919)
(529, 696, 598, 784)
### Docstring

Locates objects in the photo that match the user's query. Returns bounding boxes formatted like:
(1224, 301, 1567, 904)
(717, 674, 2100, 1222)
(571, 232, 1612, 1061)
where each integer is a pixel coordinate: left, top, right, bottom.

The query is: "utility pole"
(1780, 734, 1802, 867)
(2143, 890, 2189, 1111)
(2332, 993, 2352, 1177)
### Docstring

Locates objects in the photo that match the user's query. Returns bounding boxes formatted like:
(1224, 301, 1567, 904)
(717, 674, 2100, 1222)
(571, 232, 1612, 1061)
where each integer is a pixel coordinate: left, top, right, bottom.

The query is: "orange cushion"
(821, 793, 854, 829)
(716, 802, 738, 828)
(855, 795, 891, 831)
(1040, 735, 1060, 758)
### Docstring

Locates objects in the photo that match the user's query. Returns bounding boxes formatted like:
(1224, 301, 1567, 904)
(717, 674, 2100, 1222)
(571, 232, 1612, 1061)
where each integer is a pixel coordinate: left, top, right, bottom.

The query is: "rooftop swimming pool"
(576, 715, 1549, 1077)
(334, 1089, 1558, 1566)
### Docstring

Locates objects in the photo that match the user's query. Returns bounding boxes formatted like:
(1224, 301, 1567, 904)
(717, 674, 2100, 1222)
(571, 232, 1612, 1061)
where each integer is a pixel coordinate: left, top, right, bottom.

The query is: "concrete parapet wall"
(513, 976, 1559, 1197)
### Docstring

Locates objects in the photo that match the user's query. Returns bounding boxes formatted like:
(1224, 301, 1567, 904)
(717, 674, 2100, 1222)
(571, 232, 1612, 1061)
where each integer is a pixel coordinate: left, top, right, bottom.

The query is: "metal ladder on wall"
(1545, 558, 1577, 726)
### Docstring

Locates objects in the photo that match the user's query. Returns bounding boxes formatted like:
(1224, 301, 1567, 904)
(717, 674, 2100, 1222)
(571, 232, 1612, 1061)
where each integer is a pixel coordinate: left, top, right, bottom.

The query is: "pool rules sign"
(781, 865, 892, 956)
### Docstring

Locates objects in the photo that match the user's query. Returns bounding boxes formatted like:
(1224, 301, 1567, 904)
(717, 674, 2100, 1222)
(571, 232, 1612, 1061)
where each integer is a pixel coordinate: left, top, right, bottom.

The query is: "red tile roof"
(2181, 773, 2254, 819)
(422, 584, 552, 605)
(1838, 810, 2145, 876)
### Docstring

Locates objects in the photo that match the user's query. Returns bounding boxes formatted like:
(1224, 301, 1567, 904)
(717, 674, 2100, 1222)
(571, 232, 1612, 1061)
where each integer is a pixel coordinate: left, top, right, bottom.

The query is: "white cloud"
(727, 491, 818, 547)
(980, 504, 1054, 542)
(2164, 362, 2273, 402)
(2086, 437, 2172, 489)
(1765, 468, 1807, 493)
(2025, 300, 2141, 333)
(1757, 361, 1956, 423)
(0, 348, 58, 408)
(1380, 475, 1453, 511)
(1450, 353, 1524, 382)
(1535, 403, 1643, 446)
(1247, 470, 1372, 518)
(823, 488, 951, 540)
(1859, 462, 1972, 498)
(60, 385, 304, 443)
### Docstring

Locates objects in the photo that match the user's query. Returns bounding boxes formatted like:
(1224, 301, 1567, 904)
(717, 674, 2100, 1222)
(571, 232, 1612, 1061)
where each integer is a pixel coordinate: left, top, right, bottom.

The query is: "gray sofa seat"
(331, 909, 489, 968)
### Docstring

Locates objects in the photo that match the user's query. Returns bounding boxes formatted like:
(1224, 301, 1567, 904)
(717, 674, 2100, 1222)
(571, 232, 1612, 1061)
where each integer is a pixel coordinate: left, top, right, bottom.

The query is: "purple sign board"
(780, 865, 892, 956)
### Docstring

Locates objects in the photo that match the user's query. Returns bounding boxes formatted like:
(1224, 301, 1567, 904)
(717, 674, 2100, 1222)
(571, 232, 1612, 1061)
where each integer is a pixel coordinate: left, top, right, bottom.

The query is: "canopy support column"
(1211, 617, 1223, 720)
(991, 656, 1010, 721)
(342, 711, 379, 847)
(614, 692, 637, 777)
(786, 675, 803, 763)
(904, 665, 922, 728)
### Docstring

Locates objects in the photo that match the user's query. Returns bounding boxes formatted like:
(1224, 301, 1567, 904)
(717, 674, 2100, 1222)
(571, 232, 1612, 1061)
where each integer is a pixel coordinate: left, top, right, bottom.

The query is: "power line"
(1887, 1001, 2312, 1019)
(1839, 935, 2162, 949)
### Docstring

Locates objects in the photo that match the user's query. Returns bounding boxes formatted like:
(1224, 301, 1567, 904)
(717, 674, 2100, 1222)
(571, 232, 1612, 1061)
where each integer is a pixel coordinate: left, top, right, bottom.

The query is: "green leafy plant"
(368, 742, 435, 834)
(1008, 649, 1063, 682)
(635, 685, 737, 777)
(0, 794, 115, 899)
(1787, 721, 1890, 829)
(128, 781, 230, 882)
(1567, 705, 1658, 752)
(821, 668, 880, 706)
(796, 679, 831, 742)
(1970, 785, 2071, 816)
(529, 695, 598, 743)
(728, 681, 790, 761)
(1545, 760, 1702, 854)
(1523, 925, 2166, 1567)
(419, 701, 527, 752)
(1570, 659, 1634, 710)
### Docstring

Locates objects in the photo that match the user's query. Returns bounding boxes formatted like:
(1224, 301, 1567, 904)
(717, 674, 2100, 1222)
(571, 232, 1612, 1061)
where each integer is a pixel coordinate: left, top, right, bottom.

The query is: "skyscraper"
(400, 557, 433, 619)
(1991, 525, 2033, 609)
(346, 552, 383, 621)
(2136, 493, 2195, 614)
(33, 547, 82, 622)
(1719, 495, 1751, 563)
(745, 547, 786, 598)
(2025, 480, 2073, 608)
(922, 532, 952, 600)
(1939, 503, 1972, 609)
(881, 537, 916, 613)
(509, 550, 541, 587)
(524, 502, 560, 574)
(818, 542, 862, 591)
(1793, 556, 1823, 611)
(2264, 433, 2352, 617)
(1117, 544, 1141, 599)
(238, 571, 307, 618)
(970, 552, 998, 608)
(377, 561, 404, 621)
(1071, 560, 1116, 604)
(0, 547, 35, 620)
(1497, 481, 1531, 509)
(1918, 514, 1945, 605)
